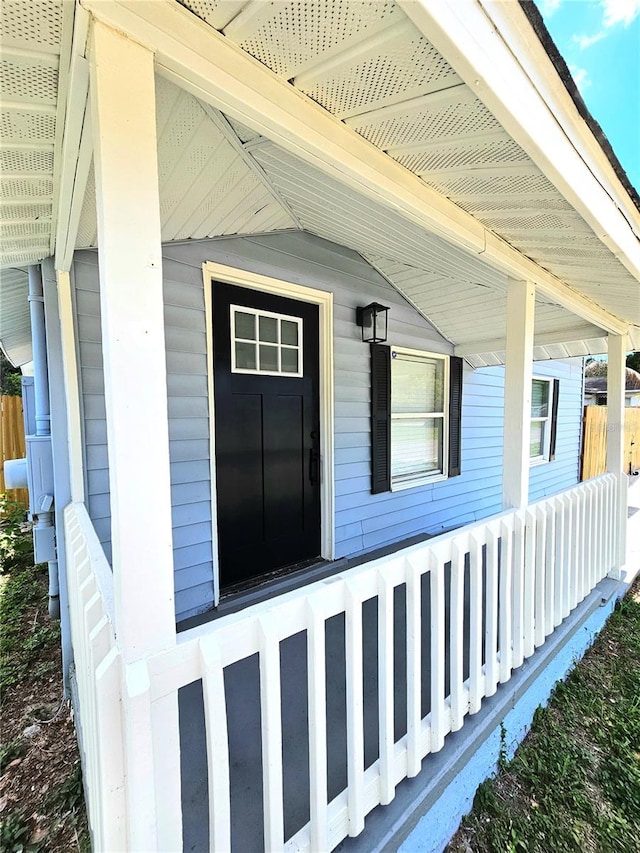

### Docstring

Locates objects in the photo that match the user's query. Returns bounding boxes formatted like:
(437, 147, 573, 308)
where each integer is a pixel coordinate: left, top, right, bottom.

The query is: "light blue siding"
(72, 232, 583, 622)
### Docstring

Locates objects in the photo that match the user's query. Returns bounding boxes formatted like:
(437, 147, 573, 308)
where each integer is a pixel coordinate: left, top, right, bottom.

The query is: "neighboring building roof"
(585, 367, 640, 393)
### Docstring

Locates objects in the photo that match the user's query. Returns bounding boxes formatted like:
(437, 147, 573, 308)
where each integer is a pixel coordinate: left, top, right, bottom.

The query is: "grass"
(449, 582, 640, 853)
(0, 496, 90, 852)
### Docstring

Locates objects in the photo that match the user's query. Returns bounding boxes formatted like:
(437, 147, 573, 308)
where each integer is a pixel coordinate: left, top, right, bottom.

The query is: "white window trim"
(530, 375, 553, 466)
(202, 261, 335, 605)
(390, 345, 450, 491)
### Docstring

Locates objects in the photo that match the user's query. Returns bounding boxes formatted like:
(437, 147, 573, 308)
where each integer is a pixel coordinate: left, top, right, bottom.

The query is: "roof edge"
(518, 0, 640, 214)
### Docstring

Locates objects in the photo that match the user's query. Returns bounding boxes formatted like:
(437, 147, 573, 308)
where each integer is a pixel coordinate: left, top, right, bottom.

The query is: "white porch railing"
(64, 474, 621, 852)
(63, 503, 125, 852)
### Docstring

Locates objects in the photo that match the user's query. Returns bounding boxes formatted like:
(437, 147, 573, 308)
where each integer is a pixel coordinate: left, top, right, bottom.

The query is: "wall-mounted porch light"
(356, 302, 389, 343)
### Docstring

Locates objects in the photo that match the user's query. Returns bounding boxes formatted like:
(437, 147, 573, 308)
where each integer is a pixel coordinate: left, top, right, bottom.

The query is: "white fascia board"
(80, 0, 629, 335)
(398, 0, 640, 282)
(54, 5, 91, 271)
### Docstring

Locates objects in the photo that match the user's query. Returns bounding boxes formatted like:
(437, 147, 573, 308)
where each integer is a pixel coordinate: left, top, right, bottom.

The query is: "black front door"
(213, 282, 321, 590)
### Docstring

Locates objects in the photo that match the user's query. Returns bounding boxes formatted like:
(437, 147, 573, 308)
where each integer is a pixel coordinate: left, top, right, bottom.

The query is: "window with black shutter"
(370, 345, 463, 493)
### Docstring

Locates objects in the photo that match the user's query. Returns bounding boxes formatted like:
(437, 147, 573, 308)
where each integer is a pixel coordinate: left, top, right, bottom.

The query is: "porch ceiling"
(1, 0, 639, 362)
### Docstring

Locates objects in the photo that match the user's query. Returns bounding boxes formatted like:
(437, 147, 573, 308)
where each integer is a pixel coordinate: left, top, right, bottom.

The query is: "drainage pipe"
(27, 265, 59, 619)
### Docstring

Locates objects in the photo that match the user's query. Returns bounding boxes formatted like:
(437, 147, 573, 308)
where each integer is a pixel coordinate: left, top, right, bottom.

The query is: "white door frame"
(202, 261, 335, 604)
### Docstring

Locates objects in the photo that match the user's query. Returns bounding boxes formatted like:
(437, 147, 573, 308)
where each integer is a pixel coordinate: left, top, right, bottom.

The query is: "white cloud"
(601, 0, 640, 27)
(572, 30, 607, 49)
(540, 0, 563, 16)
(569, 64, 592, 92)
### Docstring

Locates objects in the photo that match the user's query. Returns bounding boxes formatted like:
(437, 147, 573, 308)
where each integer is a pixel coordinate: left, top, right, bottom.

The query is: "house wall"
(71, 232, 583, 622)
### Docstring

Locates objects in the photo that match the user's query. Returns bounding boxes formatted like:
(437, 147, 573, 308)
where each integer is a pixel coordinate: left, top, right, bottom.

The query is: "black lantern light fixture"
(356, 302, 389, 343)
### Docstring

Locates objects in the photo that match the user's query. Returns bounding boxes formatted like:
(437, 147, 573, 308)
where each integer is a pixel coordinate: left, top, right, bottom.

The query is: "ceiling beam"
(454, 323, 608, 356)
(80, 0, 631, 335)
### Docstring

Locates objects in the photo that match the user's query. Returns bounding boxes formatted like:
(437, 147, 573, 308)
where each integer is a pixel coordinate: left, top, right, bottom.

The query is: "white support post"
(56, 269, 85, 503)
(606, 333, 628, 578)
(502, 279, 536, 510)
(89, 20, 175, 660)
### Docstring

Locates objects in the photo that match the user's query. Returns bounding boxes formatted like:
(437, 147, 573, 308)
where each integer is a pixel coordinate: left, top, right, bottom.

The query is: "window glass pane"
(235, 311, 255, 341)
(281, 320, 298, 346)
(531, 380, 549, 418)
(392, 356, 444, 413)
(530, 420, 544, 457)
(391, 418, 442, 482)
(259, 315, 278, 343)
(281, 348, 298, 374)
(235, 341, 256, 370)
(259, 344, 278, 372)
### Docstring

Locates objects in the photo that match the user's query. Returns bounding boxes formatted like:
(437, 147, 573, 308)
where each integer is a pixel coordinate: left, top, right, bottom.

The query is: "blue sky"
(536, 0, 640, 192)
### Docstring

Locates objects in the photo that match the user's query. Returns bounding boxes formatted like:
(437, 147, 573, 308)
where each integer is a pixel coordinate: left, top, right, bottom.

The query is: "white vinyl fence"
(65, 473, 621, 852)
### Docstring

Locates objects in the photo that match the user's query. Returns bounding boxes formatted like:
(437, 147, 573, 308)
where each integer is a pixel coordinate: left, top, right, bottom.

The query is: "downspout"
(27, 265, 59, 619)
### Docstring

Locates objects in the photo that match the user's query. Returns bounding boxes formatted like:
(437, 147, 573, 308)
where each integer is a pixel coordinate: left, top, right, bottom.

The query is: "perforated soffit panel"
(176, 0, 639, 327)
(0, 0, 65, 268)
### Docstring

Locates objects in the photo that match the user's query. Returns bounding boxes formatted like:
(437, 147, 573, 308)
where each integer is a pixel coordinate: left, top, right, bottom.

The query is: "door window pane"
(281, 320, 298, 346)
(235, 341, 256, 370)
(235, 311, 255, 340)
(259, 315, 278, 343)
(259, 344, 278, 372)
(281, 348, 298, 374)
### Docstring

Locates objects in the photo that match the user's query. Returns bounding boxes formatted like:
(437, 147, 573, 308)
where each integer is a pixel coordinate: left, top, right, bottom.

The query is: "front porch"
(65, 473, 624, 851)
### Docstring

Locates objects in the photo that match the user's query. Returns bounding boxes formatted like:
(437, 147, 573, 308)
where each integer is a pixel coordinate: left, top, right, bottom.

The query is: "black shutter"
(370, 343, 391, 494)
(448, 356, 463, 477)
(549, 378, 560, 460)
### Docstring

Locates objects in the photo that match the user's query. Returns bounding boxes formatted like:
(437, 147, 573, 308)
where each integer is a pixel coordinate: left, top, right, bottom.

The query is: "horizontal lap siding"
(72, 250, 215, 621)
(73, 257, 112, 564)
(73, 234, 584, 621)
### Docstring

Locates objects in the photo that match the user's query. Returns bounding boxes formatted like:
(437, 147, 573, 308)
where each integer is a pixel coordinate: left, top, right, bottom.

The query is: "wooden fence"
(581, 405, 640, 480)
(0, 395, 28, 507)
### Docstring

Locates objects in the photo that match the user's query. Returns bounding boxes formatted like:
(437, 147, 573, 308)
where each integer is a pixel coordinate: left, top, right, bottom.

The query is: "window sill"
(530, 455, 550, 467)
(391, 472, 447, 491)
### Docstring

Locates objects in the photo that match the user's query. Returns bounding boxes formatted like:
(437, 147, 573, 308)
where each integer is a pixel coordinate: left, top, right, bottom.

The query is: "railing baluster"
(306, 599, 329, 849)
(469, 533, 484, 710)
(562, 496, 572, 618)
(430, 550, 446, 752)
(484, 527, 499, 698)
(449, 539, 465, 731)
(258, 614, 285, 851)
(345, 582, 365, 836)
(512, 512, 525, 669)
(544, 502, 555, 637)
(554, 497, 564, 627)
(406, 556, 423, 777)
(574, 490, 583, 606)
(534, 506, 547, 649)
(200, 636, 231, 853)
(499, 519, 513, 683)
(377, 571, 395, 805)
(523, 509, 536, 658)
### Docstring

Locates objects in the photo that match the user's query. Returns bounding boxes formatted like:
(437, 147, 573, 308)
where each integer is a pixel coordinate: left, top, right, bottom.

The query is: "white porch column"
(56, 269, 85, 503)
(502, 279, 536, 510)
(90, 20, 175, 660)
(606, 333, 628, 576)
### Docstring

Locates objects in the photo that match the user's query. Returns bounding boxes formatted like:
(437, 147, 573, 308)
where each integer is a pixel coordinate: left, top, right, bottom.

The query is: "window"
(530, 377, 559, 463)
(230, 305, 302, 377)
(370, 344, 463, 493)
(390, 348, 447, 488)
